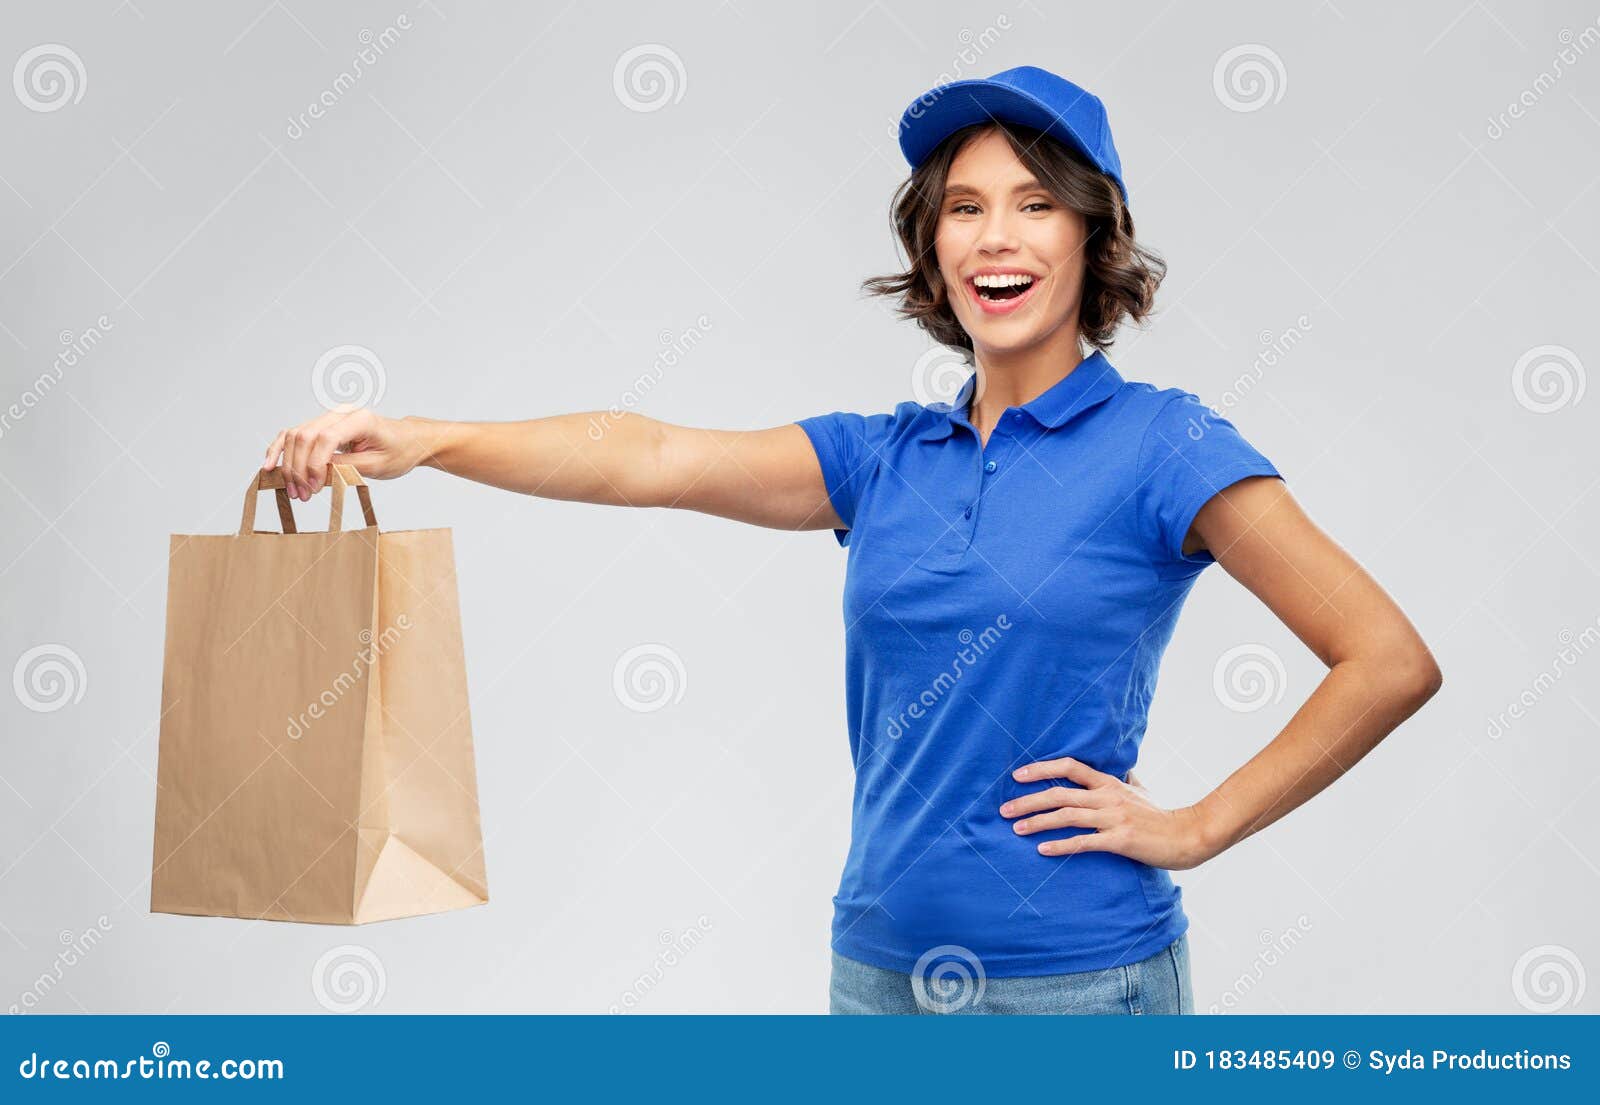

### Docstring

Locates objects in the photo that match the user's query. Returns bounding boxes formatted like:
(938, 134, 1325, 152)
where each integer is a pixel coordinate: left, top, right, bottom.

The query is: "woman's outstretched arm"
(1004, 475, 1444, 869)
(262, 406, 844, 533)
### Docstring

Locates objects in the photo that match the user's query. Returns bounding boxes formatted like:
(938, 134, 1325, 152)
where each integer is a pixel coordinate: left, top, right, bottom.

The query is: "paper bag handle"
(239, 464, 378, 535)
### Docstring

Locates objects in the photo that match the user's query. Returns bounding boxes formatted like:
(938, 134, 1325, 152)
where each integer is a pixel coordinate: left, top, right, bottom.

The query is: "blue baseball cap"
(896, 65, 1128, 202)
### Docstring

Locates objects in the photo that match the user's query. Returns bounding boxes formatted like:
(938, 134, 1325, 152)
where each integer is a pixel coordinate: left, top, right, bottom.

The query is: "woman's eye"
(948, 201, 1051, 215)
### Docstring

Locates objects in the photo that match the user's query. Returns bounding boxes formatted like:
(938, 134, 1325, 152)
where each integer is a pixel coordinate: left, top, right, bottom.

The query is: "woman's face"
(935, 129, 1088, 359)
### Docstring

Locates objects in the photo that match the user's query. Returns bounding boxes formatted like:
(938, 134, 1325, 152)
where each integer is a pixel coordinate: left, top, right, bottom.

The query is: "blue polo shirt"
(796, 350, 1283, 978)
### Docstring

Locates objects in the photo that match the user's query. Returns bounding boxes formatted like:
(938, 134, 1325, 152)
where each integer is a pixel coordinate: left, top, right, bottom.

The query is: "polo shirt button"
(984, 460, 997, 473)
(963, 506, 972, 518)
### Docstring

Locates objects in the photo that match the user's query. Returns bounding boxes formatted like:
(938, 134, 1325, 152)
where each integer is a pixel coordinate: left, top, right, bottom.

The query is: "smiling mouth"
(971, 274, 1037, 301)
(967, 273, 1042, 314)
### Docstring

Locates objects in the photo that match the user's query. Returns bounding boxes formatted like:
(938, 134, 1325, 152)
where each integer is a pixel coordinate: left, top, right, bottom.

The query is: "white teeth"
(973, 273, 1035, 288)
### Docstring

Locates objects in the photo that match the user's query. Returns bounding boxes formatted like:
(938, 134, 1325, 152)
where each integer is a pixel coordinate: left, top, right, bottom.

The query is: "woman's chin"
(967, 324, 1045, 357)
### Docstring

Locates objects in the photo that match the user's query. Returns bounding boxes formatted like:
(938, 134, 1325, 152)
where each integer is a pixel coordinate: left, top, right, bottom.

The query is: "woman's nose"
(976, 212, 1020, 252)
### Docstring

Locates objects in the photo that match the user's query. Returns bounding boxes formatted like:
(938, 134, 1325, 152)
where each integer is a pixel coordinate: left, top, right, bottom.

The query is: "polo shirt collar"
(919, 350, 1124, 441)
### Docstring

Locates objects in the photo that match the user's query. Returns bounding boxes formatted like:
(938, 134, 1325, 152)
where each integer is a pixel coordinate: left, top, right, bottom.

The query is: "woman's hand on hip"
(999, 757, 1215, 870)
(264, 407, 432, 500)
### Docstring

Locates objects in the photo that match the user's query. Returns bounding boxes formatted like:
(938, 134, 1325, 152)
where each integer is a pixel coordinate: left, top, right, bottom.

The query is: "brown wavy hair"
(861, 119, 1165, 355)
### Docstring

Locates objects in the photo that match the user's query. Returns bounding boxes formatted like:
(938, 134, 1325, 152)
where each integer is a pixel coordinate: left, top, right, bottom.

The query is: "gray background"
(2, 0, 1596, 1014)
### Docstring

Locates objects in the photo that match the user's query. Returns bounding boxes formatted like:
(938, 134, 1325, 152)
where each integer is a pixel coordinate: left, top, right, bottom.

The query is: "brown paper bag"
(150, 464, 489, 924)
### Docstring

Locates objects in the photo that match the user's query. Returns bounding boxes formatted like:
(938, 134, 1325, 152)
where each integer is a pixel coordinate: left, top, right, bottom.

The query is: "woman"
(263, 66, 1442, 1015)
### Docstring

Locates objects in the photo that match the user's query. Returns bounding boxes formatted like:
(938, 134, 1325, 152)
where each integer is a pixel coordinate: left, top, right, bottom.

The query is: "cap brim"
(896, 79, 1125, 200)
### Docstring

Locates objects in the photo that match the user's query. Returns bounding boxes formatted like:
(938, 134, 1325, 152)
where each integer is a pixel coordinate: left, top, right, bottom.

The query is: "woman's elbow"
(1388, 645, 1444, 708)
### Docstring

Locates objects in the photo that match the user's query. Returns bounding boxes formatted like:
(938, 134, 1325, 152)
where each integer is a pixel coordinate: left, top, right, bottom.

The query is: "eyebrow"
(943, 179, 1049, 199)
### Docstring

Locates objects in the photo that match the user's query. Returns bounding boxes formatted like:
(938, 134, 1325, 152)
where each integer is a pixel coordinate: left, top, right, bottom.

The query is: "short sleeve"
(1135, 393, 1283, 568)
(794, 410, 894, 547)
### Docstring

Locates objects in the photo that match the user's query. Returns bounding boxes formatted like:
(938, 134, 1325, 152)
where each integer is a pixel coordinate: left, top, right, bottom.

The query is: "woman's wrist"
(1188, 793, 1242, 864)
(401, 415, 462, 471)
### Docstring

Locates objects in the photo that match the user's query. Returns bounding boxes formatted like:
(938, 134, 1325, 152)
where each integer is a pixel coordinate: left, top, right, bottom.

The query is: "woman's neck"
(967, 329, 1089, 431)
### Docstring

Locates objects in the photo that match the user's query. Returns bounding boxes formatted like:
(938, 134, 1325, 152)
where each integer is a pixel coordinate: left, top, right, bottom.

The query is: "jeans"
(828, 932, 1193, 1015)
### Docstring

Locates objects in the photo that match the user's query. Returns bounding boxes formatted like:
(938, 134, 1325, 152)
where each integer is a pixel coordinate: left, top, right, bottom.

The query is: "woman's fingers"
(301, 425, 336, 495)
(266, 409, 387, 500)
(283, 426, 302, 499)
(288, 420, 319, 496)
(304, 410, 369, 490)
(999, 785, 1108, 818)
(1013, 755, 1117, 789)
(263, 430, 286, 471)
(1035, 830, 1118, 857)
(284, 412, 335, 498)
(1011, 805, 1112, 836)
